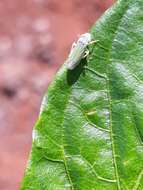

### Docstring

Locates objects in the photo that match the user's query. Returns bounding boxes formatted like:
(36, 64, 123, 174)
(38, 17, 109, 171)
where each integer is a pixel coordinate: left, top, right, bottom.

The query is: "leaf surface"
(21, 0, 143, 189)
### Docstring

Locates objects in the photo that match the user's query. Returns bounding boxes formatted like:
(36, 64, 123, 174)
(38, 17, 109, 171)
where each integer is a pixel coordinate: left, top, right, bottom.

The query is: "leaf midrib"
(106, 1, 132, 189)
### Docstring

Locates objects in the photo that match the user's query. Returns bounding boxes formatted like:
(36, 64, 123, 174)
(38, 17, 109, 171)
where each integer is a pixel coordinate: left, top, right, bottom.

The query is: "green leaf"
(21, 0, 143, 189)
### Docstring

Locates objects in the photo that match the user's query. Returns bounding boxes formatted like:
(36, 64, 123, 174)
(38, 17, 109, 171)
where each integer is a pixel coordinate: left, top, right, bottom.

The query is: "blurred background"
(0, 0, 115, 189)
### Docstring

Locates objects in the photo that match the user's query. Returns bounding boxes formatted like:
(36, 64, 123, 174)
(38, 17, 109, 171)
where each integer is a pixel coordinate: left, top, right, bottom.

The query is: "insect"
(66, 33, 97, 70)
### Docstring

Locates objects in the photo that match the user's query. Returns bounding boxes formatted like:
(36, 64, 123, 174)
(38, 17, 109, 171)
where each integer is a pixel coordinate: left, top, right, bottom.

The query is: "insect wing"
(67, 43, 85, 70)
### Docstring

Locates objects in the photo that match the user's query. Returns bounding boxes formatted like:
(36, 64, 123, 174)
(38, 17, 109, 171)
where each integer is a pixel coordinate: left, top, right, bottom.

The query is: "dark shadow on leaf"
(67, 58, 87, 85)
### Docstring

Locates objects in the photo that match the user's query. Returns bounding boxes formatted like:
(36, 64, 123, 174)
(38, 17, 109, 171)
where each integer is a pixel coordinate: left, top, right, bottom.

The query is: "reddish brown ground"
(0, 0, 114, 189)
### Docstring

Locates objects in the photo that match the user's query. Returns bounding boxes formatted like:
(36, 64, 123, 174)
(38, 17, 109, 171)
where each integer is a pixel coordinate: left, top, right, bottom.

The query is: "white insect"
(66, 33, 97, 70)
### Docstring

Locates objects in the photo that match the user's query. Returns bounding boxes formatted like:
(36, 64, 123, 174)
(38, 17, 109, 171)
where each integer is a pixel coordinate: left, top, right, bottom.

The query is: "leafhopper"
(66, 33, 97, 70)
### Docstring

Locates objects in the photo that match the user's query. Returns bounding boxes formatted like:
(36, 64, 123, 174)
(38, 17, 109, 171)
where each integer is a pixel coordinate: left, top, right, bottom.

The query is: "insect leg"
(88, 40, 99, 45)
(83, 49, 89, 58)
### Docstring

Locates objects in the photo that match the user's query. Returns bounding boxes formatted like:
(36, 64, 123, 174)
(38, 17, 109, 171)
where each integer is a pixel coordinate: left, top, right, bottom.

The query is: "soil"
(0, 0, 114, 189)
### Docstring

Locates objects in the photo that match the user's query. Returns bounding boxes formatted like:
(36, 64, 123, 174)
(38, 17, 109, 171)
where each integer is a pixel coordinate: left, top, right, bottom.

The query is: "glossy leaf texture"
(21, 0, 143, 189)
